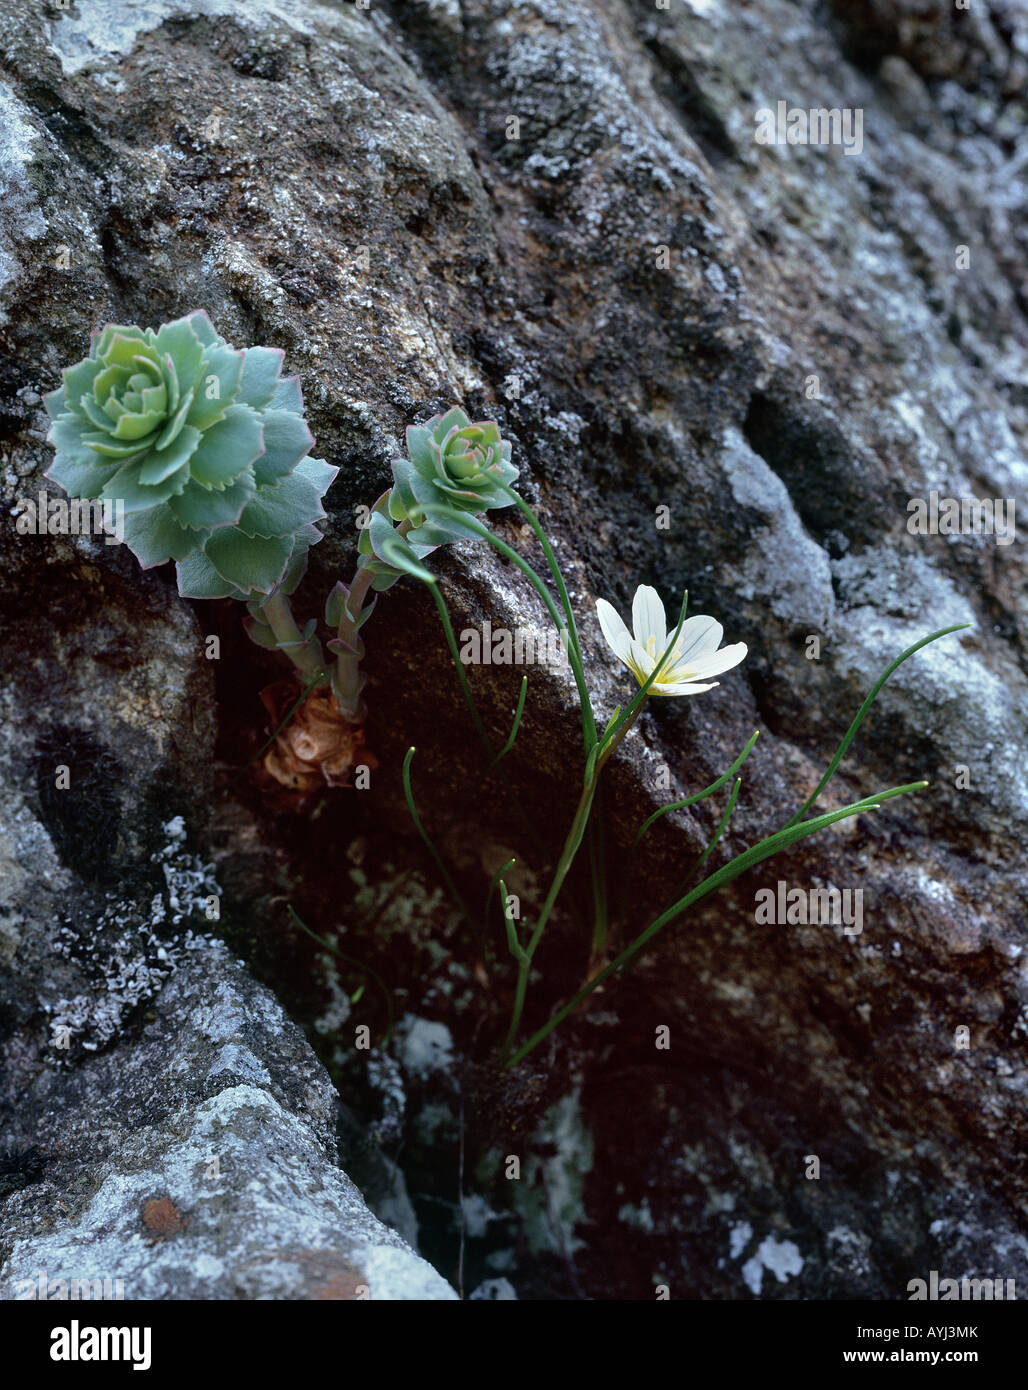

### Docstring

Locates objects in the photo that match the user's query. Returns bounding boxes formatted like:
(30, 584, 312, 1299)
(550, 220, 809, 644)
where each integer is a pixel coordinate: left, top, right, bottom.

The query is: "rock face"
(1, 941, 456, 1299)
(0, 0, 1025, 1299)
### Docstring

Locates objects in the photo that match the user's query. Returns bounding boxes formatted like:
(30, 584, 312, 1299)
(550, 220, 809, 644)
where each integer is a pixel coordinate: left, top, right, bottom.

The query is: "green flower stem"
(506, 779, 928, 1067)
(500, 702, 646, 1060)
(419, 502, 594, 739)
(782, 623, 969, 828)
(497, 482, 597, 750)
(494, 484, 610, 947)
(498, 603, 694, 1056)
(260, 589, 327, 683)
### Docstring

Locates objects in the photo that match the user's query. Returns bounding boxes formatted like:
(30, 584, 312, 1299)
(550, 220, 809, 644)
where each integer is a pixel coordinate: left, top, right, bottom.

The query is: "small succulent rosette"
(44, 311, 336, 598)
(399, 407, 518, 516)
(359, 407, 518, 590)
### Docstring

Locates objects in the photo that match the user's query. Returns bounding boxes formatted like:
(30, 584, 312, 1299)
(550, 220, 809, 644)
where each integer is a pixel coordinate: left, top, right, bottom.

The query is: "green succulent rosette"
(358, 407, 517, 590)
(391, 407, 517, 522)
(44, 311, 337, 598)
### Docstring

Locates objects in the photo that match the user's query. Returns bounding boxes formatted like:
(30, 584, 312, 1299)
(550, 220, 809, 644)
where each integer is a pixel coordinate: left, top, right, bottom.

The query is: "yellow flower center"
(640, 632, 691, 686)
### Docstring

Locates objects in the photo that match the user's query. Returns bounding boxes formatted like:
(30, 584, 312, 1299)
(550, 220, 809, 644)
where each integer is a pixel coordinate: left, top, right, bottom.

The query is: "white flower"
(596, 584, 747, 696)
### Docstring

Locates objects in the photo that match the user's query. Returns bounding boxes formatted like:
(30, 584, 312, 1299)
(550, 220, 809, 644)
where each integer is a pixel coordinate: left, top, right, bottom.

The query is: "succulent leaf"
(205, 528, 294, 594)
(120, 504, 204, 569)
(324, 580, 348, 628)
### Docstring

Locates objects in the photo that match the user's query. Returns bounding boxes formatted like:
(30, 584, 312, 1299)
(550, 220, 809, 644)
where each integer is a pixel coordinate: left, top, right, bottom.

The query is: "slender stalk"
(470, 486, 611, 946)
(497, 482, 596, 750)
(419, 501, 595, 736)
(783, 624, 968, 828)
(506, 781, 927, 1066)
(332, 518, 415, 720)
(500, 703, 646, 1058)
(402, 747, 476, 930)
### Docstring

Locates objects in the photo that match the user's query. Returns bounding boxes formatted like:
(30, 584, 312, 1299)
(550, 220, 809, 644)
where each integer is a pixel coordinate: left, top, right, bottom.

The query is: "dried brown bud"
(260, 681, 376, 791)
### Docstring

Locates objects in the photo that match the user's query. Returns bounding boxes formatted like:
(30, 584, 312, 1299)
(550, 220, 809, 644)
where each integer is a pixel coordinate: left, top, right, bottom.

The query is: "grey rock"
(0, 940, 455, 1300)
(0, 0, 1024, 1301)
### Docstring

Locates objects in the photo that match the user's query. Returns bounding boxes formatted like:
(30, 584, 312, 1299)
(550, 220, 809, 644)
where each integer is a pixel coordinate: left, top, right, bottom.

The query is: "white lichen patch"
(741, 1234, 804, 1296)
(461, 1193, 502, 1240)
(618, 1199, 655, 1233)
(41, 820, 219, 1051)
(0, 82, 47, 310)
(396, 1015, 455, 1080)
(468, 1276, 518, 1299)
(354, 1243, 458, 1301)
(48, 0, 317, 77)
(157, 816, 220, 926)
(364, 1049, 406, 1145)
(729, 1219, 753, 1259)
(312, 952, 352, 1035)
(514, 1086, 594, 1257)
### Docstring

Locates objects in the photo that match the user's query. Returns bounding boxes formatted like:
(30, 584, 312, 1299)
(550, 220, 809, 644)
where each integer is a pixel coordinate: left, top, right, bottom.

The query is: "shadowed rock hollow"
(0, 0, 1025, 1299)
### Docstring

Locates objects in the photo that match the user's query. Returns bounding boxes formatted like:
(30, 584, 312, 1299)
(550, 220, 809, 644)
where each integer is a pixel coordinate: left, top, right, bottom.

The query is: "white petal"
(627, 635, 656, 684)
(631, 584, 667, 649)
(671, 614, 723, 662)
(677, 641, 748, 681)
(596, 598, 632, 661)
(655, 678, 721, 696)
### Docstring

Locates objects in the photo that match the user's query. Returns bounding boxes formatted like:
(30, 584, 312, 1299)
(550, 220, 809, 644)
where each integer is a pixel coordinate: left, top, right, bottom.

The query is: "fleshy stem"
(332, 519, 415, 721)
(259, 589, 327, 684)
